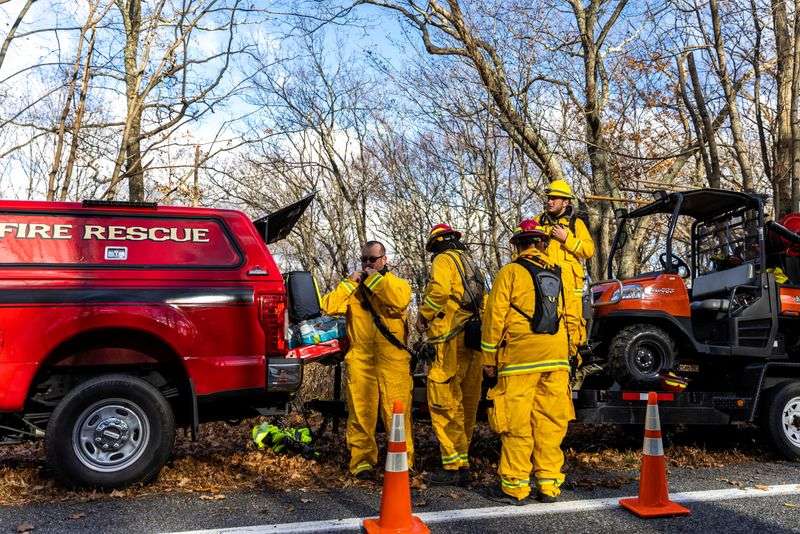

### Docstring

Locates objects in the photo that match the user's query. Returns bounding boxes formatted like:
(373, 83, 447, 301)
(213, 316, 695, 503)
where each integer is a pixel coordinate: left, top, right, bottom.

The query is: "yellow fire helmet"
(545, 179, 575, 200)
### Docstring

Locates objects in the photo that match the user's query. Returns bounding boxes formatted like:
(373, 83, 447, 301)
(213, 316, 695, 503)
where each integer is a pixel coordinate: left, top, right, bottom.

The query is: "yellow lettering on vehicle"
(107, 226, 126, 240)
(149, 227, 169, 241)
(170, 228, 192, 242)
(28, 224, 50, 239)
(53, 224, 72, 239)
(126, 227, 148, 240)
(192, 228, 209, 243)
(0, 221, 213, 243)
(83, 225, 105, 239)
(0, 223, 17, 238)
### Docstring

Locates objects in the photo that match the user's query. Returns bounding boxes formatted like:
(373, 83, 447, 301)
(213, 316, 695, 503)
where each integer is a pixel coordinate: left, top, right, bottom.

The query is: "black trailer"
(573, 361, 800, 460)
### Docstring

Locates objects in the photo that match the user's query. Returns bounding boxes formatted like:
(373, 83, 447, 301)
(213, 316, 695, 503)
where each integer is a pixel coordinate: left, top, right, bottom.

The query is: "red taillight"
(259, 294, 287, 355)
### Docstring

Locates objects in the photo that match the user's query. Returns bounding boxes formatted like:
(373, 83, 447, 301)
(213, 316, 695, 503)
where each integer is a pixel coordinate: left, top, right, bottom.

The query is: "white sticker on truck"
(105, 246, 128, 260)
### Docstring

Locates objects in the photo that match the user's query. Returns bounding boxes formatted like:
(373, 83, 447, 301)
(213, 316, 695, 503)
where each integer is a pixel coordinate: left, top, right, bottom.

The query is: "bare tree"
(104, 0, 249, 201)
(0, 0, 36, 72)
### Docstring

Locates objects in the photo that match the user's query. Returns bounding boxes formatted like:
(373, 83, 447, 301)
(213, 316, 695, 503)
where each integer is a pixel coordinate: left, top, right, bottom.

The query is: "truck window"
(0, 212, 242, 268)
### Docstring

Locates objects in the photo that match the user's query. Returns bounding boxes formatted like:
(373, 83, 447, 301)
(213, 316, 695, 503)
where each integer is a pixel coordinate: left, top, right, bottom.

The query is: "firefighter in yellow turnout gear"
(320, 241, 414, 480)
(417, 224, 485, 486)
(482, 219, 575, 504)
(535, 180, 595, 357)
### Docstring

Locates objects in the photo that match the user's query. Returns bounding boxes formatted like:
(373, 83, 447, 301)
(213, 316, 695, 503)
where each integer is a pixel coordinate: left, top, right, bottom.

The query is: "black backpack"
(510, 258, 562, 335)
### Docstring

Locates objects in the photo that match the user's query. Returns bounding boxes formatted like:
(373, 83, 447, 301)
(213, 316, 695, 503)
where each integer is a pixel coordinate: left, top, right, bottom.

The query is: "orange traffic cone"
(619, 391, 691, 518)
(363, 400, 429, 534)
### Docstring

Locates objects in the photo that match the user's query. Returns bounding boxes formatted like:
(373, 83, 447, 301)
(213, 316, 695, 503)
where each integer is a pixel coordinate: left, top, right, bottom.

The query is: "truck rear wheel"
(763, 381, 800, 461)
(45, 374, 175, 488)
(608, 324, 676, 387)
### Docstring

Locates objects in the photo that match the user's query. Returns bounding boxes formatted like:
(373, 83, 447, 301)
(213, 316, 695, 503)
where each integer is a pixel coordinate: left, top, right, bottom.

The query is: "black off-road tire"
(608, 324, 677, 387)
(762, 381, 800, 461)
(45, 374, 175, 488)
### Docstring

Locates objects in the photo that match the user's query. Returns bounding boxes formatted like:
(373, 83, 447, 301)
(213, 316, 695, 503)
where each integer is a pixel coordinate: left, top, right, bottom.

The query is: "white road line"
(165, 483, 800, 534)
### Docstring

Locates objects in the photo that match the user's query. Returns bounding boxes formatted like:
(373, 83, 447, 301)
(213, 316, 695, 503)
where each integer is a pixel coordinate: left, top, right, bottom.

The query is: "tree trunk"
(47, 12, 93, 200)
(750, 0, 772, 187)
(791, 0, 800, 211)
(772, 0, 793, 214)
(126, 116, 145, 201)
(687, 51, 721, 188)
(61, 27, 97, 201)
(677, 55, 713, 181)
(115, 0, 145, 201)
(709, 0, 753, 189)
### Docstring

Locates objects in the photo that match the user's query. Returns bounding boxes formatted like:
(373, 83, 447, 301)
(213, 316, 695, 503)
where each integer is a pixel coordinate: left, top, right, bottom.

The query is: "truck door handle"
(247, 267, 268, 276)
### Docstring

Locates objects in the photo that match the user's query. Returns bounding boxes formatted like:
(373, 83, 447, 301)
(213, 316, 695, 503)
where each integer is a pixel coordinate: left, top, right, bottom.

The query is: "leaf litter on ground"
(0, 413, 774, 506)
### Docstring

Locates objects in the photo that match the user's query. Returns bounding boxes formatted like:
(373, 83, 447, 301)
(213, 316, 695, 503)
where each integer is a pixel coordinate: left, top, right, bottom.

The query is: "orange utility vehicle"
(578, 189, 800, 460)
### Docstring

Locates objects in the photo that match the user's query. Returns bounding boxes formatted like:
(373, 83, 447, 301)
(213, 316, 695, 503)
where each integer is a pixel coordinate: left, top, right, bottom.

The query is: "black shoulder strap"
(509, 258, 539, 320)
(357, 284, 414, 356)
(509, 257, 562, 319)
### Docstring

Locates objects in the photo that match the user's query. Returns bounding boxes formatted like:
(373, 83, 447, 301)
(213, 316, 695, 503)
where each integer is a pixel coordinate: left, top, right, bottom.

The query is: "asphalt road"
(2, 459, 799, 533)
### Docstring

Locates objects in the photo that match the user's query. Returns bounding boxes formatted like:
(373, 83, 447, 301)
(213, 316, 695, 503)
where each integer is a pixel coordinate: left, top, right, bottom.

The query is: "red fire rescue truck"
(0, 196, 331, 488)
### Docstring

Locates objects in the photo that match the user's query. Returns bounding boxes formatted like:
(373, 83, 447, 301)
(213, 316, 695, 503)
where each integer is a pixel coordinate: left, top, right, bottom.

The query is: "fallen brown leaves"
(0, 417, 772, 506)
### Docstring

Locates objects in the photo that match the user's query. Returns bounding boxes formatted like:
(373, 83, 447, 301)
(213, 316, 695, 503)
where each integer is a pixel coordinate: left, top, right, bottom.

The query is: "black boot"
(485, 486, 529, 506)
(354, 469, 374, 481)
(535, 491, 558, 503)
(425, 468, 463, 486)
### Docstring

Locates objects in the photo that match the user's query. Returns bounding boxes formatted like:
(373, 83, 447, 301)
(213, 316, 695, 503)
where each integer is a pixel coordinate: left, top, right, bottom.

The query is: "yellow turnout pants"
(344, 343, 414, 474)
(427, 333, 482, 470)
(486, 370, 574, 500)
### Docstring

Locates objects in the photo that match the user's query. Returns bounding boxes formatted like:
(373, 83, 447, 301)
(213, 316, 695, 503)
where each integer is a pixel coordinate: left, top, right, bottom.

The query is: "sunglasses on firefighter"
(360, 254, 384, 264)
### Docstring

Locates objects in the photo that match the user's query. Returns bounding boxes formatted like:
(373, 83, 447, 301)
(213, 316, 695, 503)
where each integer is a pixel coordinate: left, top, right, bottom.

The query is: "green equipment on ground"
(251, 423, 319, 460)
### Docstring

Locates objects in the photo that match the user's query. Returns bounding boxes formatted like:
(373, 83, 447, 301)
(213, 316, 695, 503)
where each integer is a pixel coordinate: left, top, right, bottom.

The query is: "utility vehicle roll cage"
(607, 189, 766, 281)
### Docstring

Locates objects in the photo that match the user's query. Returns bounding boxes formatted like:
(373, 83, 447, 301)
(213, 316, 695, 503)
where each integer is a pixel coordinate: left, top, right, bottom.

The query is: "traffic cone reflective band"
(619, 392, 691, 518)
(363, 401, 429, 534)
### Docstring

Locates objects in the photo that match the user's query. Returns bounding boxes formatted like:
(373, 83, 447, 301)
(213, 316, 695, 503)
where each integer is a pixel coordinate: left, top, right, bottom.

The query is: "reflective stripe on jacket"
(320, 271, 411, 349)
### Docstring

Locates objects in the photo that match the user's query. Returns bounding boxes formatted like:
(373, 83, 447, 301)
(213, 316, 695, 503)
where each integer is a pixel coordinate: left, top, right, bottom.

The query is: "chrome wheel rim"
(72, 399, 150, 473)
(781, 396, 800, 448)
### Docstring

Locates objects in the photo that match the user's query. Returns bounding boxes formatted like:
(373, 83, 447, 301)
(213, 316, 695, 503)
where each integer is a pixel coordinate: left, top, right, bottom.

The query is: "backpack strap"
(510, 258, 567, 338)
(443, 250, 482, 316)
(357, 284, 416, 357)
(509, 257, 541, 321)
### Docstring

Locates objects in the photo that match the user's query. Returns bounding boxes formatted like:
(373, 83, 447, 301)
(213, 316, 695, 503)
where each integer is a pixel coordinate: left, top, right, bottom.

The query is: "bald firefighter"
(417, 224, 485, 486)
(535, 180, 595, 359)
(481, 219, 574, 504)
(320, 241, 414, 480)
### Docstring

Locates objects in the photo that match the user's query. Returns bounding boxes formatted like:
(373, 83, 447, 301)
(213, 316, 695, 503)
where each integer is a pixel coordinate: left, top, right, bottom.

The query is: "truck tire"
(45, 374, 175, 488)
(763, 381, 800, 461)
(608, 324, 676, 387)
